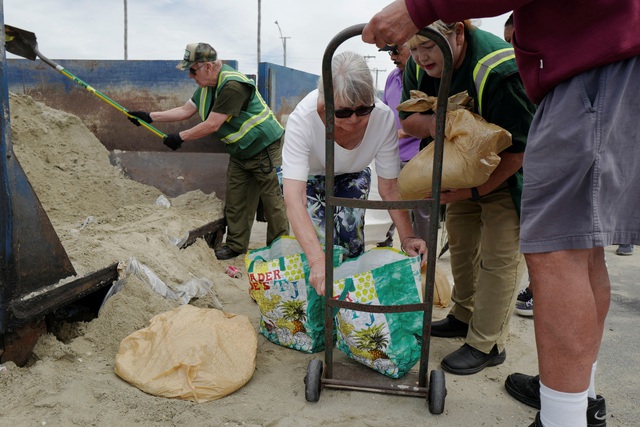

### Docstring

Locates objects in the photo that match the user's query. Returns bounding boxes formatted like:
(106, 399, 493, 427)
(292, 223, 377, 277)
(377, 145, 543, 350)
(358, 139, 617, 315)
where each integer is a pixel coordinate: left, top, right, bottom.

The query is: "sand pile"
(4, 93, 245, 359)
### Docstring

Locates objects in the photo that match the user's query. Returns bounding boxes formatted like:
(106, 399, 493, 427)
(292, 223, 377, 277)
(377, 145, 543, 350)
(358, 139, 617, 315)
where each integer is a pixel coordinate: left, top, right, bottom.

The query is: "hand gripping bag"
(245, 236, 346, 353)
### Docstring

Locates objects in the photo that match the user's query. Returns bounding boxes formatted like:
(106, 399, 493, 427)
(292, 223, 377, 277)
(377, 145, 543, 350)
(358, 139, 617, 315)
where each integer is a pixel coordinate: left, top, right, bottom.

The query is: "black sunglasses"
(189, 63, 206, 76)
(334, 104, 375, 119)
(387, 47, 400, 56)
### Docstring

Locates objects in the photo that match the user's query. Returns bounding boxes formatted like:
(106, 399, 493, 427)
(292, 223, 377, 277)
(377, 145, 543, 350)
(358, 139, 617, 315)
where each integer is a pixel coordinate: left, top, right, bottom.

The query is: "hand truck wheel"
(304, 358, 324, 402)
(428, 369, 447, 414)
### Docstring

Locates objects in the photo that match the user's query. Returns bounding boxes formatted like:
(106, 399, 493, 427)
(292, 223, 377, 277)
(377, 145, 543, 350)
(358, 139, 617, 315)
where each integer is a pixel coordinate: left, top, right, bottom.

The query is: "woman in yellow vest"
(399, 21, 536, 375)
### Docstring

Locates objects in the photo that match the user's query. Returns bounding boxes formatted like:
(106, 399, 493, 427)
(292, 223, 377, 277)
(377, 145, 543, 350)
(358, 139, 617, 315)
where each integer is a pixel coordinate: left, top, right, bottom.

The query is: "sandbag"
(332, 247, 424, 379)
(245, 236, 346, 353)
(397, 91, 512, 200)
(421, 262, 452, 308)
(115, 305, 257, 403)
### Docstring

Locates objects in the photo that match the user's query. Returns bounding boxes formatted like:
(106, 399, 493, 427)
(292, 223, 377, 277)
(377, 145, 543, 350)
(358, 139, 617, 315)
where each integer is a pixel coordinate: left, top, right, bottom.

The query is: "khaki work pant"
(224, 139, 289, 252)
(445, 184, 525, 354)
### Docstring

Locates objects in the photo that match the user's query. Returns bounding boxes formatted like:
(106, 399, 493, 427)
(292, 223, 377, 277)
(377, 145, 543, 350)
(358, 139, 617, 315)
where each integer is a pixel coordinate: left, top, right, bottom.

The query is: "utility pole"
(371, 68, 386, 91)
(274, 20, 291, 67)
(123, 0, 128, 60)
(257, 0, 261, 71)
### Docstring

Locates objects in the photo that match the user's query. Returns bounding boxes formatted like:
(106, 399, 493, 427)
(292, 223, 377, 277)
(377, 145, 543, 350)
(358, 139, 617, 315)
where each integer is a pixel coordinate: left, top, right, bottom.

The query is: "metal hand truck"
(303, 25, 453, 415)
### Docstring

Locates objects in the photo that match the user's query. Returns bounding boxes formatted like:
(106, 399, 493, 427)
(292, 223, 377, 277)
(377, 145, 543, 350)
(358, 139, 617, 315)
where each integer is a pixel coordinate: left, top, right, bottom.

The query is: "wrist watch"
(470, 187, 482, 201)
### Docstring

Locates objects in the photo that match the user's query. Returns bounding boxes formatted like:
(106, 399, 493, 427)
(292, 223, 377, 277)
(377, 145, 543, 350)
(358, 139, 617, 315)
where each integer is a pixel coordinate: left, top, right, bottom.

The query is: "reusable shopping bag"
(332, 247, 424, 378)
(115, 305, 257, 403)
(397, 91, 513, 200)
(245, 236, 346, 353)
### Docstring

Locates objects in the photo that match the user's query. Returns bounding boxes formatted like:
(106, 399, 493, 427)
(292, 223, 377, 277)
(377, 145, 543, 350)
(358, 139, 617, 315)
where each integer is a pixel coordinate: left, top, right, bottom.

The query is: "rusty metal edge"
(9, 218, 225, 320)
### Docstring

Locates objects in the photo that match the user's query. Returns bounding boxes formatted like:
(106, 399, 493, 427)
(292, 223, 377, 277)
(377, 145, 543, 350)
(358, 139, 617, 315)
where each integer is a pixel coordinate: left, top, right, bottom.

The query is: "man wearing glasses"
(127, 42, 289, 260)
(376, 44, 428, 249)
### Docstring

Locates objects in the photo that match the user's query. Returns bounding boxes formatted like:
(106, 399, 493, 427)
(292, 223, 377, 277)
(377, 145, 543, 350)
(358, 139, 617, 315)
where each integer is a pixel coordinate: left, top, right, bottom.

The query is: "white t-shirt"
(282, 90, 400, 181)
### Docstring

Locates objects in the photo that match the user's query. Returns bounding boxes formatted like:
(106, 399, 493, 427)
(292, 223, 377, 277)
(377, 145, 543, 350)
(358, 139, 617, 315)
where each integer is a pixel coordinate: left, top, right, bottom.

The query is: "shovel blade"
(4, 25, 38, 61)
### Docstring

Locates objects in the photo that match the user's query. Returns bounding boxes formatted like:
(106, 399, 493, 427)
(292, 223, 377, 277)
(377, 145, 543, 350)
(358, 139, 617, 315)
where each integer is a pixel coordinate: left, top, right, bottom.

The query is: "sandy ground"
(1, 94, 638, 426)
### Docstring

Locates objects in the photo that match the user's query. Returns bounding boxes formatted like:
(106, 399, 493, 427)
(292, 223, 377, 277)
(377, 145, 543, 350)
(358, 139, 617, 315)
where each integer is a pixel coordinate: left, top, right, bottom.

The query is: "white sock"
(540, 381, 588, 427)
(588, 361, 597, 399)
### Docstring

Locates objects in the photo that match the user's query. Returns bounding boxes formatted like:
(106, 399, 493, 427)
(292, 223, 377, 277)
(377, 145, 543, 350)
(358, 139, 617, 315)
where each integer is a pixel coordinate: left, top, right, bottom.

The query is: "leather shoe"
(215, 245, 243, 260)
(431, 314, 469, 338)
(441, 344, 506, 375)
(505, 373, 541, 409)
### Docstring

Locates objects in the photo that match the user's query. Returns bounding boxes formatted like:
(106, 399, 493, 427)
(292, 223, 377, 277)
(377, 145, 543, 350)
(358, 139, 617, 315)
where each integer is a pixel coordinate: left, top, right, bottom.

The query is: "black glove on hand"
(128, 111, 152, 126)
(163, 133, 183, 151)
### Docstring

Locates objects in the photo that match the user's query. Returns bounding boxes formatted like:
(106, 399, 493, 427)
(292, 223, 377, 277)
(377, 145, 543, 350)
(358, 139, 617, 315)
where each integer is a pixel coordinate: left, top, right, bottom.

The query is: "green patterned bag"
(332, 247, 424, 378)
(245, 236, 345, 353)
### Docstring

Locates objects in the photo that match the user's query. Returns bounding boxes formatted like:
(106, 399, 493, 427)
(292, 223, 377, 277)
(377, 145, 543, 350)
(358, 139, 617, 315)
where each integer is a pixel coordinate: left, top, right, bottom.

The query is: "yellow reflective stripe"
(198, 87, 209, 121)
(217, 69, 278, 143)
(473, 48, 515, 115)
(221, 106, 273, 144)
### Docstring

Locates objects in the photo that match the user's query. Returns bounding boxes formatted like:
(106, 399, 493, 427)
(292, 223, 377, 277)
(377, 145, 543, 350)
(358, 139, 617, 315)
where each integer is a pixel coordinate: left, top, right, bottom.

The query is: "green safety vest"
(413, 28, 518, 117)
(195, 64, 284, 160)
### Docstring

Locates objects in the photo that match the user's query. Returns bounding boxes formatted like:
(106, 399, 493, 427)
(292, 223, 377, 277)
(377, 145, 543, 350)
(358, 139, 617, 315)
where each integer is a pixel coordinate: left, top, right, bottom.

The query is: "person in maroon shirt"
(363, 2, 640, 426)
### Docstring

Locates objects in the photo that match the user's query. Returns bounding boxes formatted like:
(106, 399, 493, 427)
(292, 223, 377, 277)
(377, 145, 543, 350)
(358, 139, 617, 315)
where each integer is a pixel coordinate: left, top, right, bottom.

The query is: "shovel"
(4, 24, 166, 139)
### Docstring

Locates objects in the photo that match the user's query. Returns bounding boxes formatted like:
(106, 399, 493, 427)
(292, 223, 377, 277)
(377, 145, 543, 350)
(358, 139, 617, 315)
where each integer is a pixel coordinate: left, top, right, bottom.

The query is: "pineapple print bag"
(332, 247, 424, 378)
(245, 236, 346, 353)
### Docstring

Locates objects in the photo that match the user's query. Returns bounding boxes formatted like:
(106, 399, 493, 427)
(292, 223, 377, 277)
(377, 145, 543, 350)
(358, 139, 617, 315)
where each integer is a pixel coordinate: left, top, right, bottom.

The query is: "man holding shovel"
(128, 43, 289, 260)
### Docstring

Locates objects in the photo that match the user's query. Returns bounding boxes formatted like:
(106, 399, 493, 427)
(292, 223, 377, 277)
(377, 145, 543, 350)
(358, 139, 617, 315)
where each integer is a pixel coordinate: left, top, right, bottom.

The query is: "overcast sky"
(3, 0, 510, 90)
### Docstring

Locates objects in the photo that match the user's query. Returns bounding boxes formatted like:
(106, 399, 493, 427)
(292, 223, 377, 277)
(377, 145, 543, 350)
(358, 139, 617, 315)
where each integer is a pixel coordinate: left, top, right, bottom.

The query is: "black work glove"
(128, 111, 152, 126)
(163, 133, 183, 151)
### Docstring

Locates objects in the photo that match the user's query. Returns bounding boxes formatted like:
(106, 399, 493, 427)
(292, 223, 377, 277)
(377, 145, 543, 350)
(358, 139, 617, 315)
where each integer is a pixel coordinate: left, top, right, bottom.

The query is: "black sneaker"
(615, 244, 634, 256)
(515, 297, 534, 317)
(517, 286, 533, 302)
(587, 395, 607, 427)
(506, 373, 607, 427)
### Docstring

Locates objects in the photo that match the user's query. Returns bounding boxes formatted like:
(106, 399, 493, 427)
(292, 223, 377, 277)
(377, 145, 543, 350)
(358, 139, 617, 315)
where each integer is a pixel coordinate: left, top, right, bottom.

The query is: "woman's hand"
(401, 236, 427, 266)
(308, 258, 326, 296)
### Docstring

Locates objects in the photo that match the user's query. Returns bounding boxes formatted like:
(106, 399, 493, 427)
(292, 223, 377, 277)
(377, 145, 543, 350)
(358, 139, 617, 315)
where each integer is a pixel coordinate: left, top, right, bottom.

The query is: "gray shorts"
(520, 55, 640, 253)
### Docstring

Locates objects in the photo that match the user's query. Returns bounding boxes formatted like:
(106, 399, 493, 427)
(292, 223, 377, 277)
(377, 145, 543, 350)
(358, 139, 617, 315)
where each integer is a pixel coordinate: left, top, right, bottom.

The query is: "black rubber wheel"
(304, 358, 323, 402)
(428, 369, 446, 414)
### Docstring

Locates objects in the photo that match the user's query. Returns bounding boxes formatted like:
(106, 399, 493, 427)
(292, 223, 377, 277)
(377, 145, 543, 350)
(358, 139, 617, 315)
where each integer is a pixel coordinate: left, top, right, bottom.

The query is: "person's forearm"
(178, 121, 221, 141)
(388, 209, 415, 243)
(284, 195, 324, 267)
(476, 151, 523, 196)
(378, 177, 414, 242)
(401, 113, 433, 139)
(150, 106, 193, 122)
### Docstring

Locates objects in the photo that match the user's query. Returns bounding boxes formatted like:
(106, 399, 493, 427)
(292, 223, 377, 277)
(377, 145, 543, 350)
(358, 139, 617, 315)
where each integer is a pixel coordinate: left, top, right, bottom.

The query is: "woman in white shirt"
(282, 51, 426, 296)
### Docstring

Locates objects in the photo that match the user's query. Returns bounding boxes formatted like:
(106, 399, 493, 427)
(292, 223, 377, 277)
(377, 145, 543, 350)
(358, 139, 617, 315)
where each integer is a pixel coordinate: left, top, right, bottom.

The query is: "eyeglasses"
(189, 63, 206, 76)
(334, 105, 375, 119)
(387, 47, 400, 56)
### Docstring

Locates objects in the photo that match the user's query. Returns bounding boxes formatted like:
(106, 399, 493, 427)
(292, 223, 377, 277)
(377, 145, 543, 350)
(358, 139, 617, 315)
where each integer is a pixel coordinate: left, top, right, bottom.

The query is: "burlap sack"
(115, 305, 257, 403)
(421, 263, 452, 308)
(397, 91, 512, 200)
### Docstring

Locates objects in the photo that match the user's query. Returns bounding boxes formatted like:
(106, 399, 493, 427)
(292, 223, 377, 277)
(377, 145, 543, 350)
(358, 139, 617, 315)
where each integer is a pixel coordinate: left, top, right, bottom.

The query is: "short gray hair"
(318, 51, 375, 107)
